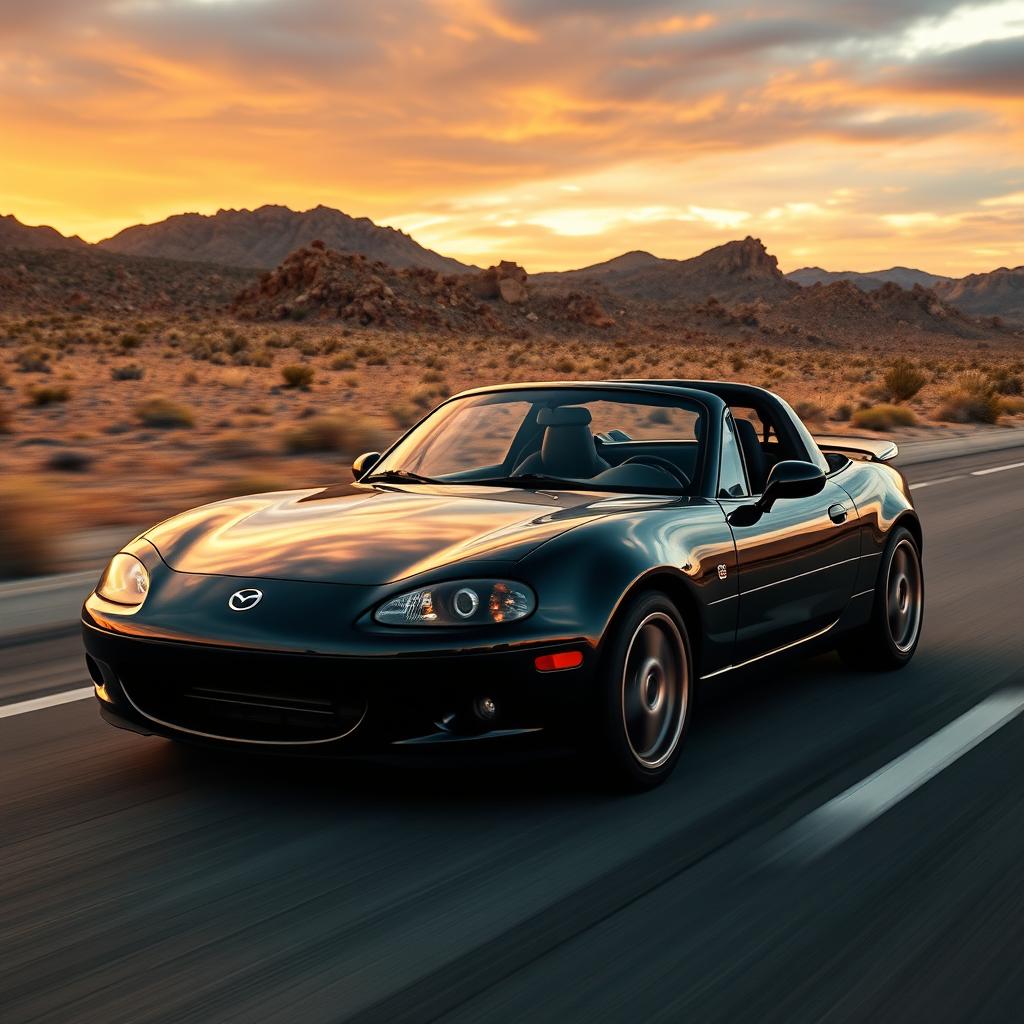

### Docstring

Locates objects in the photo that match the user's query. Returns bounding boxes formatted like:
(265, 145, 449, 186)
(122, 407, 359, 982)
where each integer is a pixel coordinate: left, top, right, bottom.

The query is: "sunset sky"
(2, 0, 1023, 274)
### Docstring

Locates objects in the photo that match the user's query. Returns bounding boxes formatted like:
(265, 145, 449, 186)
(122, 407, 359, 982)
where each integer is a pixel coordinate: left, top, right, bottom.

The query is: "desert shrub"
(0, 480, 54, 578)
(233, 347, 272, 368)
(998, 395, 1024, 415)
(409, 382, 449, 409)
(935, 372, 1000, 424)
(344, 374, 360, 388)
(119, 333, 143, 351)
(208, 431, 268, 460)
(553, 357, 575, 374)
(831, 403, 853, 422)
(47, 449, 94, 472)
(111, 363, 144, 381)
(281, 413, 385, 456)
(16, 347, 51, 374)
(730, 354, 746, 373)
(281, 364, 315, 390)
(135, 396, 195, 428)
(330, 353, 356, 370)
(793, 400, 826, 424)
(991, 369, 1023, 395)
(0, 399, 10, 433)
(851, 404, 918, 431)
(389, 402, 421, 429)
(28, 384, 70, 406)
(421, 368, 446, 383)
(883, 359, 927, 402)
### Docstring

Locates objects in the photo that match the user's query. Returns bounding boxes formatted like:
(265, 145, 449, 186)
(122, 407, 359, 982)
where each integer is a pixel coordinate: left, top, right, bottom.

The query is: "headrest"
(538, 406, 592, 427)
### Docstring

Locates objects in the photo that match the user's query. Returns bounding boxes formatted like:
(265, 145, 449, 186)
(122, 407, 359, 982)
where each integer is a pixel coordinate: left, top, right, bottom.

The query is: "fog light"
(535, 650, 584, 672)
(474, 696, 498, 721)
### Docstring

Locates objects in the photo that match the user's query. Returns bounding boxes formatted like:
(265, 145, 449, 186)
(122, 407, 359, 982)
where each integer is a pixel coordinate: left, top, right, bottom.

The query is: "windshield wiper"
(363, 469, 439, 485)
(473, 473, 585, 490)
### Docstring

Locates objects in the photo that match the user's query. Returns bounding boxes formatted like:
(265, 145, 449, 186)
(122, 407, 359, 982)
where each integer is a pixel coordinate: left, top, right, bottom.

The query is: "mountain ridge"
(95, 204, 473, 274)
(786, 265, 953, 291)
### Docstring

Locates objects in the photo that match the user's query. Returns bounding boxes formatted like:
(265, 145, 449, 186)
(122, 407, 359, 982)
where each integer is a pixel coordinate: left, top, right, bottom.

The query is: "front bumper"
(83, 620, 596, 755)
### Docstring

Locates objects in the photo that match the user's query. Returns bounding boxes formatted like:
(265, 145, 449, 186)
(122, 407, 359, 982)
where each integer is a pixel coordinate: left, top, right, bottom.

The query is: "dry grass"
(883, 359, 927, 402)
(134, 396, 195, 428)
(852, 404, 918, 430)
(281, 363, 315, 389)
(0, 478, 55, 579)
(281, 413, 385, 456)
(935, 371, 1001, 424)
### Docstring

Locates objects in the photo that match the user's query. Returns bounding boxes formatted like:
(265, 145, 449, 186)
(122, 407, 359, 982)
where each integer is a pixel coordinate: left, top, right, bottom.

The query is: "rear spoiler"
(814, 434, 898, 463)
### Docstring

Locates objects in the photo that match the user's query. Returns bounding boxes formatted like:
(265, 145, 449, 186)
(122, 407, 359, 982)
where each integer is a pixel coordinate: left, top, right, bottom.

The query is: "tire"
(839, 526, 924, 671)
(585, 591, 694, 791)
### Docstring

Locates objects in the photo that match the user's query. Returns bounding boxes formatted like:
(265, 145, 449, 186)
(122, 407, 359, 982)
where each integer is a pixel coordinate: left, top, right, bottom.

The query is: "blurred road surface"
(1, 440, 1023, 1023)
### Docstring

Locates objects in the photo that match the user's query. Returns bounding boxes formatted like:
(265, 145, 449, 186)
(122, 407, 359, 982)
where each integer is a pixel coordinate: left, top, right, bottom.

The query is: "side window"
(719, 413, 749, 498)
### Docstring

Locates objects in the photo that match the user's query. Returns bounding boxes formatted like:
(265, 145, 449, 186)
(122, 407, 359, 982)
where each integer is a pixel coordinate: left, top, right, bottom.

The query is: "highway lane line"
(774, 689, 1024, 864)
(0, 687, 94, 720)
(971, 460, 1024, 477)
(910, 475, 965, 489)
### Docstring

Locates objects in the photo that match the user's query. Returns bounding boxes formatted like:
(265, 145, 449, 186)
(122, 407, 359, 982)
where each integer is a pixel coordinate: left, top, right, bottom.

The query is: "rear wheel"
(839, 526, 923, 670)
(585, 592, 693, 790)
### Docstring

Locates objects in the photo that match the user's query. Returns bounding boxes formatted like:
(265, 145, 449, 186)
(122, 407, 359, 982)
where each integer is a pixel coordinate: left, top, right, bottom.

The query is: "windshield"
(367, 387, 706, 494)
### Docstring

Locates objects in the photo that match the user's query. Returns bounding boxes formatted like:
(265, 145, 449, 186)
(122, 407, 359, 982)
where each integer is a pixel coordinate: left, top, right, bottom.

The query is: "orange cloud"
(0, 0, 1021, 275)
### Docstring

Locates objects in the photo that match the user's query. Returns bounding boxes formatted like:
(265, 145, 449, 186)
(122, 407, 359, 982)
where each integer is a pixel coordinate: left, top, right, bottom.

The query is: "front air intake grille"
(121, 664, 366, 744)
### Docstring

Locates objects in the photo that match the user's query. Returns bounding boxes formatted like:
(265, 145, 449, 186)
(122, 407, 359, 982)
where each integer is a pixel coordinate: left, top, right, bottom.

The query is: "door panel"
(722, 479, 861, 659)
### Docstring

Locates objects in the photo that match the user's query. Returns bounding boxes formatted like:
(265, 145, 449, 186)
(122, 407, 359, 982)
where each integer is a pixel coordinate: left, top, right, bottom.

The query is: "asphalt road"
(2, 443, 1023, 1024)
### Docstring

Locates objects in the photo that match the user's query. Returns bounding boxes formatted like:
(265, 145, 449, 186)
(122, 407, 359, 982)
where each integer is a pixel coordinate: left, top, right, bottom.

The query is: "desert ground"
(1, 306, 1022, 578)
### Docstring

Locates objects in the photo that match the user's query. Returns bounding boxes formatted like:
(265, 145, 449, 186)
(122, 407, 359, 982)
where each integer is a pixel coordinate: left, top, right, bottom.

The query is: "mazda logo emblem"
(228, 588, 263, 611)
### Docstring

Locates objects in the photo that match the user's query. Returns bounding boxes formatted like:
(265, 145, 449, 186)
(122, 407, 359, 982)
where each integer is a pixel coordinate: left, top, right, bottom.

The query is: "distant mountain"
(535, 237, 797, 304)
(0, 213, 88, 252)
(933, 266, 1024, 324)
(786, 266, 953, 291)
(97, 204, 473, 274)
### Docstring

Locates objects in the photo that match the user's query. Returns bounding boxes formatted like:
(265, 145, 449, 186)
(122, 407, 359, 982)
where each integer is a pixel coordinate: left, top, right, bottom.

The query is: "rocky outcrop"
(468, 261, 528, 303)
(534, 236, 797, 305)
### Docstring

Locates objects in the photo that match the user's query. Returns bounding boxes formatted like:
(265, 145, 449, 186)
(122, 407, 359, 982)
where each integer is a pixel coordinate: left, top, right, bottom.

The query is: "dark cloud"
(896, 37, 1024, 96)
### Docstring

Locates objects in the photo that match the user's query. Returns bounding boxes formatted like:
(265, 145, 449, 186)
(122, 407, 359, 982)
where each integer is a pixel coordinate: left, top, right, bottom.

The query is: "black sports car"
(83, 380, 923, 788)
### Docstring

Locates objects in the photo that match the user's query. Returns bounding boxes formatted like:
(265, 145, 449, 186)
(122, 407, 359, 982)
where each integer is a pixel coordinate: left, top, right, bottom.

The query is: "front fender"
(517, 498, 737, 673)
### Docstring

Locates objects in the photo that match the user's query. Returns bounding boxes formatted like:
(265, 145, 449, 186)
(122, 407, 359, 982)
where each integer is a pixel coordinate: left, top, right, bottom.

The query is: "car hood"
(144, 483, 667, 585)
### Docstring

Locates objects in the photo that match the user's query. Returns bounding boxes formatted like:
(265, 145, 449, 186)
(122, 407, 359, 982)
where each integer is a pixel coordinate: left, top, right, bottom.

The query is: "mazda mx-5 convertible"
(83, 380, 923, 788)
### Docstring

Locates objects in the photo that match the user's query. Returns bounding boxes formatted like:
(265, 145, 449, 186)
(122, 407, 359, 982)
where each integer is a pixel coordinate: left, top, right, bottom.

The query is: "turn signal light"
(534, 650, 584, 672)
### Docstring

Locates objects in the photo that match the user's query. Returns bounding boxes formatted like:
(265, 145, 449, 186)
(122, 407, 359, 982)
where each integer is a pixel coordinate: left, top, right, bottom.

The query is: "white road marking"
(910, 475, 965, 489)
(971, 460, 1024, 477)
(0, 687, 94, 720)
(775, 689, 1024, 864)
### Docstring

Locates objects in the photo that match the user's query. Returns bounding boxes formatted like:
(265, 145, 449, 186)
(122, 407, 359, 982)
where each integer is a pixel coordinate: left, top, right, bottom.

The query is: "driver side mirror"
(728, 460, 826, 526)
(352, 451, 381, 480)
(760, 460, 827, 510)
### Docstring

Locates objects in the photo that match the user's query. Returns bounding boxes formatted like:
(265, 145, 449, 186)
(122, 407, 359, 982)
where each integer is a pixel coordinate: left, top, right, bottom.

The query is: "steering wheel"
(620, 456, 690, 490)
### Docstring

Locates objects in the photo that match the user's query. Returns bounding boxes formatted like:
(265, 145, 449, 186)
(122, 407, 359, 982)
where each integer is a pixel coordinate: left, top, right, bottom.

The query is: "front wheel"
(585, 592, 694, 790)
(839, 526, 924, 671)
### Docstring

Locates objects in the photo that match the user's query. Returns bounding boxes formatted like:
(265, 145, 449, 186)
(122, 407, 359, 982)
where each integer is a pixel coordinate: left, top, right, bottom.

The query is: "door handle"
(828, 503, 848, 525)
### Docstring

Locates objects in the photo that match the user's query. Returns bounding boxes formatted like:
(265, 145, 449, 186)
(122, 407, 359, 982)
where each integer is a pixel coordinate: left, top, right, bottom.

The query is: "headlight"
(374, 579, 535, 626)
(97, 553, 150, 607)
